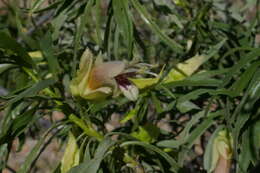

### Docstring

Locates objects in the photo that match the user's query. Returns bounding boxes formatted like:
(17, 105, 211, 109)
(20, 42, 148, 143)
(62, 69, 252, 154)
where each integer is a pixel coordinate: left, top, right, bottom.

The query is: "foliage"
(0, 0, 260, 172)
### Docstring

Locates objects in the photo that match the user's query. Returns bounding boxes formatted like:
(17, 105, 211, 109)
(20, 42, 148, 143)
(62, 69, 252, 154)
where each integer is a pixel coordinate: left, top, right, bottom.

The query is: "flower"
(205, 129, 233, 173)
(70, 49, 159, 101)
(61, 132, 80, 173)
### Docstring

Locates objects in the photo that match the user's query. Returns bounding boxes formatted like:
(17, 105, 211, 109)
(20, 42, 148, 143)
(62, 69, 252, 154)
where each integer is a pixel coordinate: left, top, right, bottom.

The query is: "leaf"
(0, 31, 35, 68)
(28, 51, 43, 59)
(120, 107, 138, 123)
(69, 114, 103, 141)
(186, 115, 217, 148)
(157, 111, 206, 148)
(131, 124, 160, 143)
(17, 123, 61, 173)
(238, 129, 254, 173)
(230, 61, 260, 95)
(29, 0, 48, 14)
(151, 92, 163, 114)
(131, 0, 183, 53)
(130, 67, 164, 89)
(68, 138, 116, 173)
(61, 132, 80, 173)
(164, 39, 226, 83)
(222, 48, 260, 86)
(0, 64, 17, 75)
(120, 141, 180, 172)
(157, 111, 222, 148)
(131, 77, 160, 89)
(51, 11, 68, 40)
(0, 143, 8, 169)
(164, 54, 207, 82)
(39, 31, 61, 76)
(177, 89, 213, 104)
(250, 120, 260, 160)
(176, 100, 200, 113)
(113, 0, 133, 57)
(8, 78, 56, 105)
(10, 107, 37, 137)
(72, 0, 94, 75)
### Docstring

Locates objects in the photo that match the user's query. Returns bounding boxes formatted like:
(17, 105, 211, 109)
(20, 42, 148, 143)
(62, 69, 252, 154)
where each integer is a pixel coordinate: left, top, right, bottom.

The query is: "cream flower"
(70, 49, 158, 101)
(206, 129, 233, 173)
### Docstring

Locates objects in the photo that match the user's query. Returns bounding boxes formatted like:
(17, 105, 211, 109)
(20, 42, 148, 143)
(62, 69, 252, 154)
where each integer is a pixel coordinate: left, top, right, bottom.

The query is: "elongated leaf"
(222, 48, 260, 86)
(29, 0, 48, 14)
(8, 78, 56, 105)
(186, 115, 217, 148)
(68, 138, 116, 173)
(113, 0, 133, 57)
(0, 143, 8, 169)
(120, 141, 180, 172)
(39, 32, 61, 76)
(0, 31, 35, 68)
(72, 0, 94, 75)
(17, 123, 62, 173)
(157, 111, 205, 148)
(164, 39, 226, 83)
(69, 114, 103, 141)
(131, 0, 183, 53)
(0, 64, 17, 75)
(230, 61, 260, 95)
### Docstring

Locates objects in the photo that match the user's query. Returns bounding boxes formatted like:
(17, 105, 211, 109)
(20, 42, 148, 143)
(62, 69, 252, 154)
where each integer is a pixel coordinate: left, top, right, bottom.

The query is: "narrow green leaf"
(238, 130, 253, 173)
(17, 123, 62, 173)
(131, 0, 183, 53)
(39, 32, 61, 76)
(222, 48, 260, 86)
(113, 0, 133, 57)
(51, 11, 68, 40)
(69, 114, 103, 141)
(68, 138, 116, 173)
(0, 64, 17, 75)
(0, 143, 8, 169)
(120, 141, 180, 172)
(29, 0, 48, 14)
(8, 78, 56, 105)
(230, 61, 260, 95)
(176, 100, 200, 113)
(0, 31, 35, 68)
(186, 115, 216, 148)
(72, 0, 94, 76)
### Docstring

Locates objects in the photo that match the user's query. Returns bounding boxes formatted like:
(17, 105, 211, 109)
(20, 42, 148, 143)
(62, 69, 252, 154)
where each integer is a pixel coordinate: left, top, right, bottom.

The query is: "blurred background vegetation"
(0, 0, 260, 173)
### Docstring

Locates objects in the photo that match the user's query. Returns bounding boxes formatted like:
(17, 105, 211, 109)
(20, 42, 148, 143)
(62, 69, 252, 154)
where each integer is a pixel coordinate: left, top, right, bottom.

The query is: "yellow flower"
(70, 49, 159, 101)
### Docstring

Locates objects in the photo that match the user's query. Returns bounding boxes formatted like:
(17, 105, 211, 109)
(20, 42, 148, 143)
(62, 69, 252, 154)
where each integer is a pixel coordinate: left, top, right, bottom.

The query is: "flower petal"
(70, 49, 93, 97)
(82, 87, 112, 100)
(119, 84, 139, 101)
(88, 61, 125, 89)
(61, 132, 80, 173)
